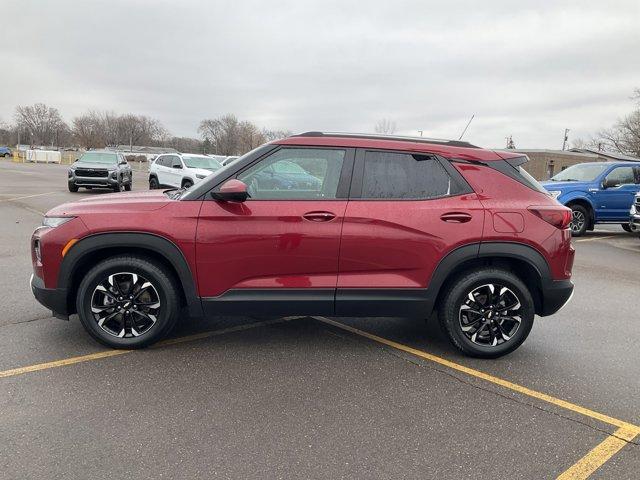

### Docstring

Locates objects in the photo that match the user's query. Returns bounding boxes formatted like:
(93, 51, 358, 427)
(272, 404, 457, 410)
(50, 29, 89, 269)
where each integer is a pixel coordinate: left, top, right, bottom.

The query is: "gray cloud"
(1, 0, 638, 148)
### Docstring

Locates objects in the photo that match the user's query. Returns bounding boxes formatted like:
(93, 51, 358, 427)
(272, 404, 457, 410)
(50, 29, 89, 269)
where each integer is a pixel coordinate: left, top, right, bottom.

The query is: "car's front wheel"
(76, 255, 180, 348)
(68, 183, 78, 192)
(621, 223, 632, 232)
(438, 268, 535, 358)
(149, 176, 159, 189)
(569, 205, 588, 237)
(182, 179, 194, 189)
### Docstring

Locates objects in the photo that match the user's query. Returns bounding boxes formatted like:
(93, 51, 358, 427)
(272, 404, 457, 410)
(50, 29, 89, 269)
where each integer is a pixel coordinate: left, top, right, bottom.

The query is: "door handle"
(440, 212, 472, 223)
(303, 211, 336, 222)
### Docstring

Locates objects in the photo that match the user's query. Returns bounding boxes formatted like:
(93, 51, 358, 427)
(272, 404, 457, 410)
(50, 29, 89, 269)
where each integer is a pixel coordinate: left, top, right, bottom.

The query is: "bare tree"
(72, 111, 167, 149)
(262, 129, 292, 142)
(198, 114, 240, 155)
(374, 118, 396, 135)
(14, 103, 68, 147)
(590, 88, 640, 158)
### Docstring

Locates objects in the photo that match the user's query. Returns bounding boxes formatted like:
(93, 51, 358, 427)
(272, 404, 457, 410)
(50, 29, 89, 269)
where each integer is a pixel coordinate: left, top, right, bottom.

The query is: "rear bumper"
(30, 274, 69, 320)
(539, 279, 574, 316)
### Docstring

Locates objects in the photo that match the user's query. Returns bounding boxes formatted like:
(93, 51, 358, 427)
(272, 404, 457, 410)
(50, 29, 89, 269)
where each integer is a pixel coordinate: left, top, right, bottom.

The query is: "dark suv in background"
(68, 150, 133, 192)
(32, 133, 574, 358)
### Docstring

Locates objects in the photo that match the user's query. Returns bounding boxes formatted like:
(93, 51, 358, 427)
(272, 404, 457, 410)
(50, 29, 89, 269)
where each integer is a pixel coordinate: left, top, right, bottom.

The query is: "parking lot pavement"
(1, 159, 639, 479)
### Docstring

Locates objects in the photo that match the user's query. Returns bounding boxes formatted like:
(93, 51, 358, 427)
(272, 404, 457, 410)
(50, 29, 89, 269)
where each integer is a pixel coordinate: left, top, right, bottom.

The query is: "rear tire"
(621, 223, 632, 232)
(569, 205, 588, 237)
(76, 255, 180, 349)
(438, 268, 535, 358)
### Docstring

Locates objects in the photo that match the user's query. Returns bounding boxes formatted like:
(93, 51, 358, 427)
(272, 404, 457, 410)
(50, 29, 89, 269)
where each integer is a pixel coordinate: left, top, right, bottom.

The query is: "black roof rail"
(291, 131, 479, 149)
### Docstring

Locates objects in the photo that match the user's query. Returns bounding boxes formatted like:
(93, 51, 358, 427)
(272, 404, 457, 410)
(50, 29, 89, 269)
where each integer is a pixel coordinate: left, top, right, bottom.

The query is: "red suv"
(31, 133, 574, 357)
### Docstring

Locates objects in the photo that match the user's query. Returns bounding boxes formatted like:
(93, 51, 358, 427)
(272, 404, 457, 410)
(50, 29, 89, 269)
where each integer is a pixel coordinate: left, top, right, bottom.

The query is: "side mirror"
(603, 178, 619, 189)
(211, 179, 249, 202)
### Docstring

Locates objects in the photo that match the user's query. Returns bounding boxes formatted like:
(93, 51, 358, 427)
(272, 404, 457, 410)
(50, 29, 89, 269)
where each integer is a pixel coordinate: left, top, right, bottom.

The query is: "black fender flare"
(428, 241, 551, 298)
(59, 232, 202, 317)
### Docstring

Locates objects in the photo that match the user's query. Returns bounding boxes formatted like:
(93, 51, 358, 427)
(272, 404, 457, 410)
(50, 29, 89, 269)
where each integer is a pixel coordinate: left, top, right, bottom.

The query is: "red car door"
(336, 149, 484, 316)
(195, 146, 354, 315)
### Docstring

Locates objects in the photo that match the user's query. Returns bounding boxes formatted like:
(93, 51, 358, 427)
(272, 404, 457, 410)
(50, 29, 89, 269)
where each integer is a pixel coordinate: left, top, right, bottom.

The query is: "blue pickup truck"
(541, 162, 640, 236)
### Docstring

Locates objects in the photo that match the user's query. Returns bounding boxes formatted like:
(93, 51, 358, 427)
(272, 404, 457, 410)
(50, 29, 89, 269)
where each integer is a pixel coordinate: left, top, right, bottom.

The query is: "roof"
(569, 148, 640, 162)
(278, 131, 514, 162)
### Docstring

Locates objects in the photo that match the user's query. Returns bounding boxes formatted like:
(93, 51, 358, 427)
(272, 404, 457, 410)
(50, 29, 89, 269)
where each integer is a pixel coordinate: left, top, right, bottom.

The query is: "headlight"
(196, 173, 208, 179)
(42, 217, 75, 228)
(548, 190, 562, 199)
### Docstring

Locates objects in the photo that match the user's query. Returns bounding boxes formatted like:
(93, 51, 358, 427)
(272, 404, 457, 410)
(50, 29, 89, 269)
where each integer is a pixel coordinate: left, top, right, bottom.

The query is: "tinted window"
(238, 148, 345, 199)
(605, 166, 638, 185)
(361, 151, 459, 199)
(551, 163, 609, 182)
(171, 156, 183, 168)
(155, 155, 168, 167)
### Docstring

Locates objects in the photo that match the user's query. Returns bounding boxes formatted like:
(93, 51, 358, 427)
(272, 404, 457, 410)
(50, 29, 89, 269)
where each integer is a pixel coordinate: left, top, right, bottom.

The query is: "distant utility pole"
(562, 128, 570, 150)
(459, 115, 475, 140)
(506, 135, 515, 149)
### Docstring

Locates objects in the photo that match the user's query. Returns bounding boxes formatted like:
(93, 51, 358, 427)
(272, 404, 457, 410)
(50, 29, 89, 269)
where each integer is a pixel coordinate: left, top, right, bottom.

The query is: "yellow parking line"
(557, 426, 638, 479)
(574, 235, 615, 243)
(313, 317, 640, 432)
(0, 317, 302, 380)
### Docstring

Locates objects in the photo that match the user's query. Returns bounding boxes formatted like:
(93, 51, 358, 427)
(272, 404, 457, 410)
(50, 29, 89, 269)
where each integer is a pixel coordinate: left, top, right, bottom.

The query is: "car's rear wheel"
(621, 223, 632, 232)
(569, 205, 588, 237)
(438, 268, 535, 358)
(149, 176, 159, 189)
(76, 255, 180, 348)
(68, 183, 78, 192)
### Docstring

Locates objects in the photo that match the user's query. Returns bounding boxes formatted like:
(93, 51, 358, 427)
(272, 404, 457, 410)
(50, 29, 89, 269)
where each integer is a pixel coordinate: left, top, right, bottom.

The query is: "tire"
(112, 178, 122, 193)
(182, 179, 194, 189)
(438, 268, 535, 358)
(76, 255, 180, 349)
(68, 183, 79, 192)
(569, 205, 588, 237)
(124, 182, 132, 191)
(149, 176, 159, 190)
(621, 223, 632, 233)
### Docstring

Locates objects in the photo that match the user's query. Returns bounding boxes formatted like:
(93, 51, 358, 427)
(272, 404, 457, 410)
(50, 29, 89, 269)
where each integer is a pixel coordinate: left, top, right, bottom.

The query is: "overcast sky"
(2, 0, 639, 148)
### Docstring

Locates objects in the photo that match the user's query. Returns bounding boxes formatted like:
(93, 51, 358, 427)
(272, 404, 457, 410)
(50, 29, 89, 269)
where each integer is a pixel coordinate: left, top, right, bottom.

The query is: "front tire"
(76, 255, 180, 349)
(621, 223, 632, 233)
(438, 268, 535, 358)
(68, 183, 79, 192)
(112, 178, 123, 193)
(149, 176, 159, 190)
(182, 179, 194, 189)
(569, 205, 588, 237)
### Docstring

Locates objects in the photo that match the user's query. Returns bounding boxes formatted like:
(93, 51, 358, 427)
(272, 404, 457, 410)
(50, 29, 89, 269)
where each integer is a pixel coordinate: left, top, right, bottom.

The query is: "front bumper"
(69, 175, 119, 188)
(630, 214, 640, 232)
(539, 279, 574, 316)
(30, 274, 69, 320)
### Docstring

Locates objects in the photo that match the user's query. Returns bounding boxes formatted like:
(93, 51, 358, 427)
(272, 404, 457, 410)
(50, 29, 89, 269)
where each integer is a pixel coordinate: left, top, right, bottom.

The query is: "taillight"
(528, 205, 572, 229)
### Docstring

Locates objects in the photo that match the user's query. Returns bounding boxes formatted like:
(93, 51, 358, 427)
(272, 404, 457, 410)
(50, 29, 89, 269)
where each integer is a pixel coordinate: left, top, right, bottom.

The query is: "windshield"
(551, 163, 609, 182)
(182, 156, 223, 171)
(78, 152, 118, 164)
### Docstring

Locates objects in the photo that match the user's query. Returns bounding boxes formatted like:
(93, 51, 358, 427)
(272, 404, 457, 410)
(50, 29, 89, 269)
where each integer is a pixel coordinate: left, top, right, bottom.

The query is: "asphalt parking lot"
(1, 159, 638, 479)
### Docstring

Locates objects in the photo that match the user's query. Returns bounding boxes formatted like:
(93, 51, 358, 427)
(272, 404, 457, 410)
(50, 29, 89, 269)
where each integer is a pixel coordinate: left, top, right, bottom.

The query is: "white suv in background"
(148, 153, 223, 189)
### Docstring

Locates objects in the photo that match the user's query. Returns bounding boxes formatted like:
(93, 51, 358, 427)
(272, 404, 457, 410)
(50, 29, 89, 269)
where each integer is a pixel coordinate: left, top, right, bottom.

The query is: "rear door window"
(359, 151, 465, 199)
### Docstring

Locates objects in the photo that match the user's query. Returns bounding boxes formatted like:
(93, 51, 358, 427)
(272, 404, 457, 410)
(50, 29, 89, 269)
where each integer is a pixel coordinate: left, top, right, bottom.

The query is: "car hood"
(71, 161, 117, 170)
(46, 190, 173, 216)
(190, 167, 215, 177)
(540, 181, 588, 191)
